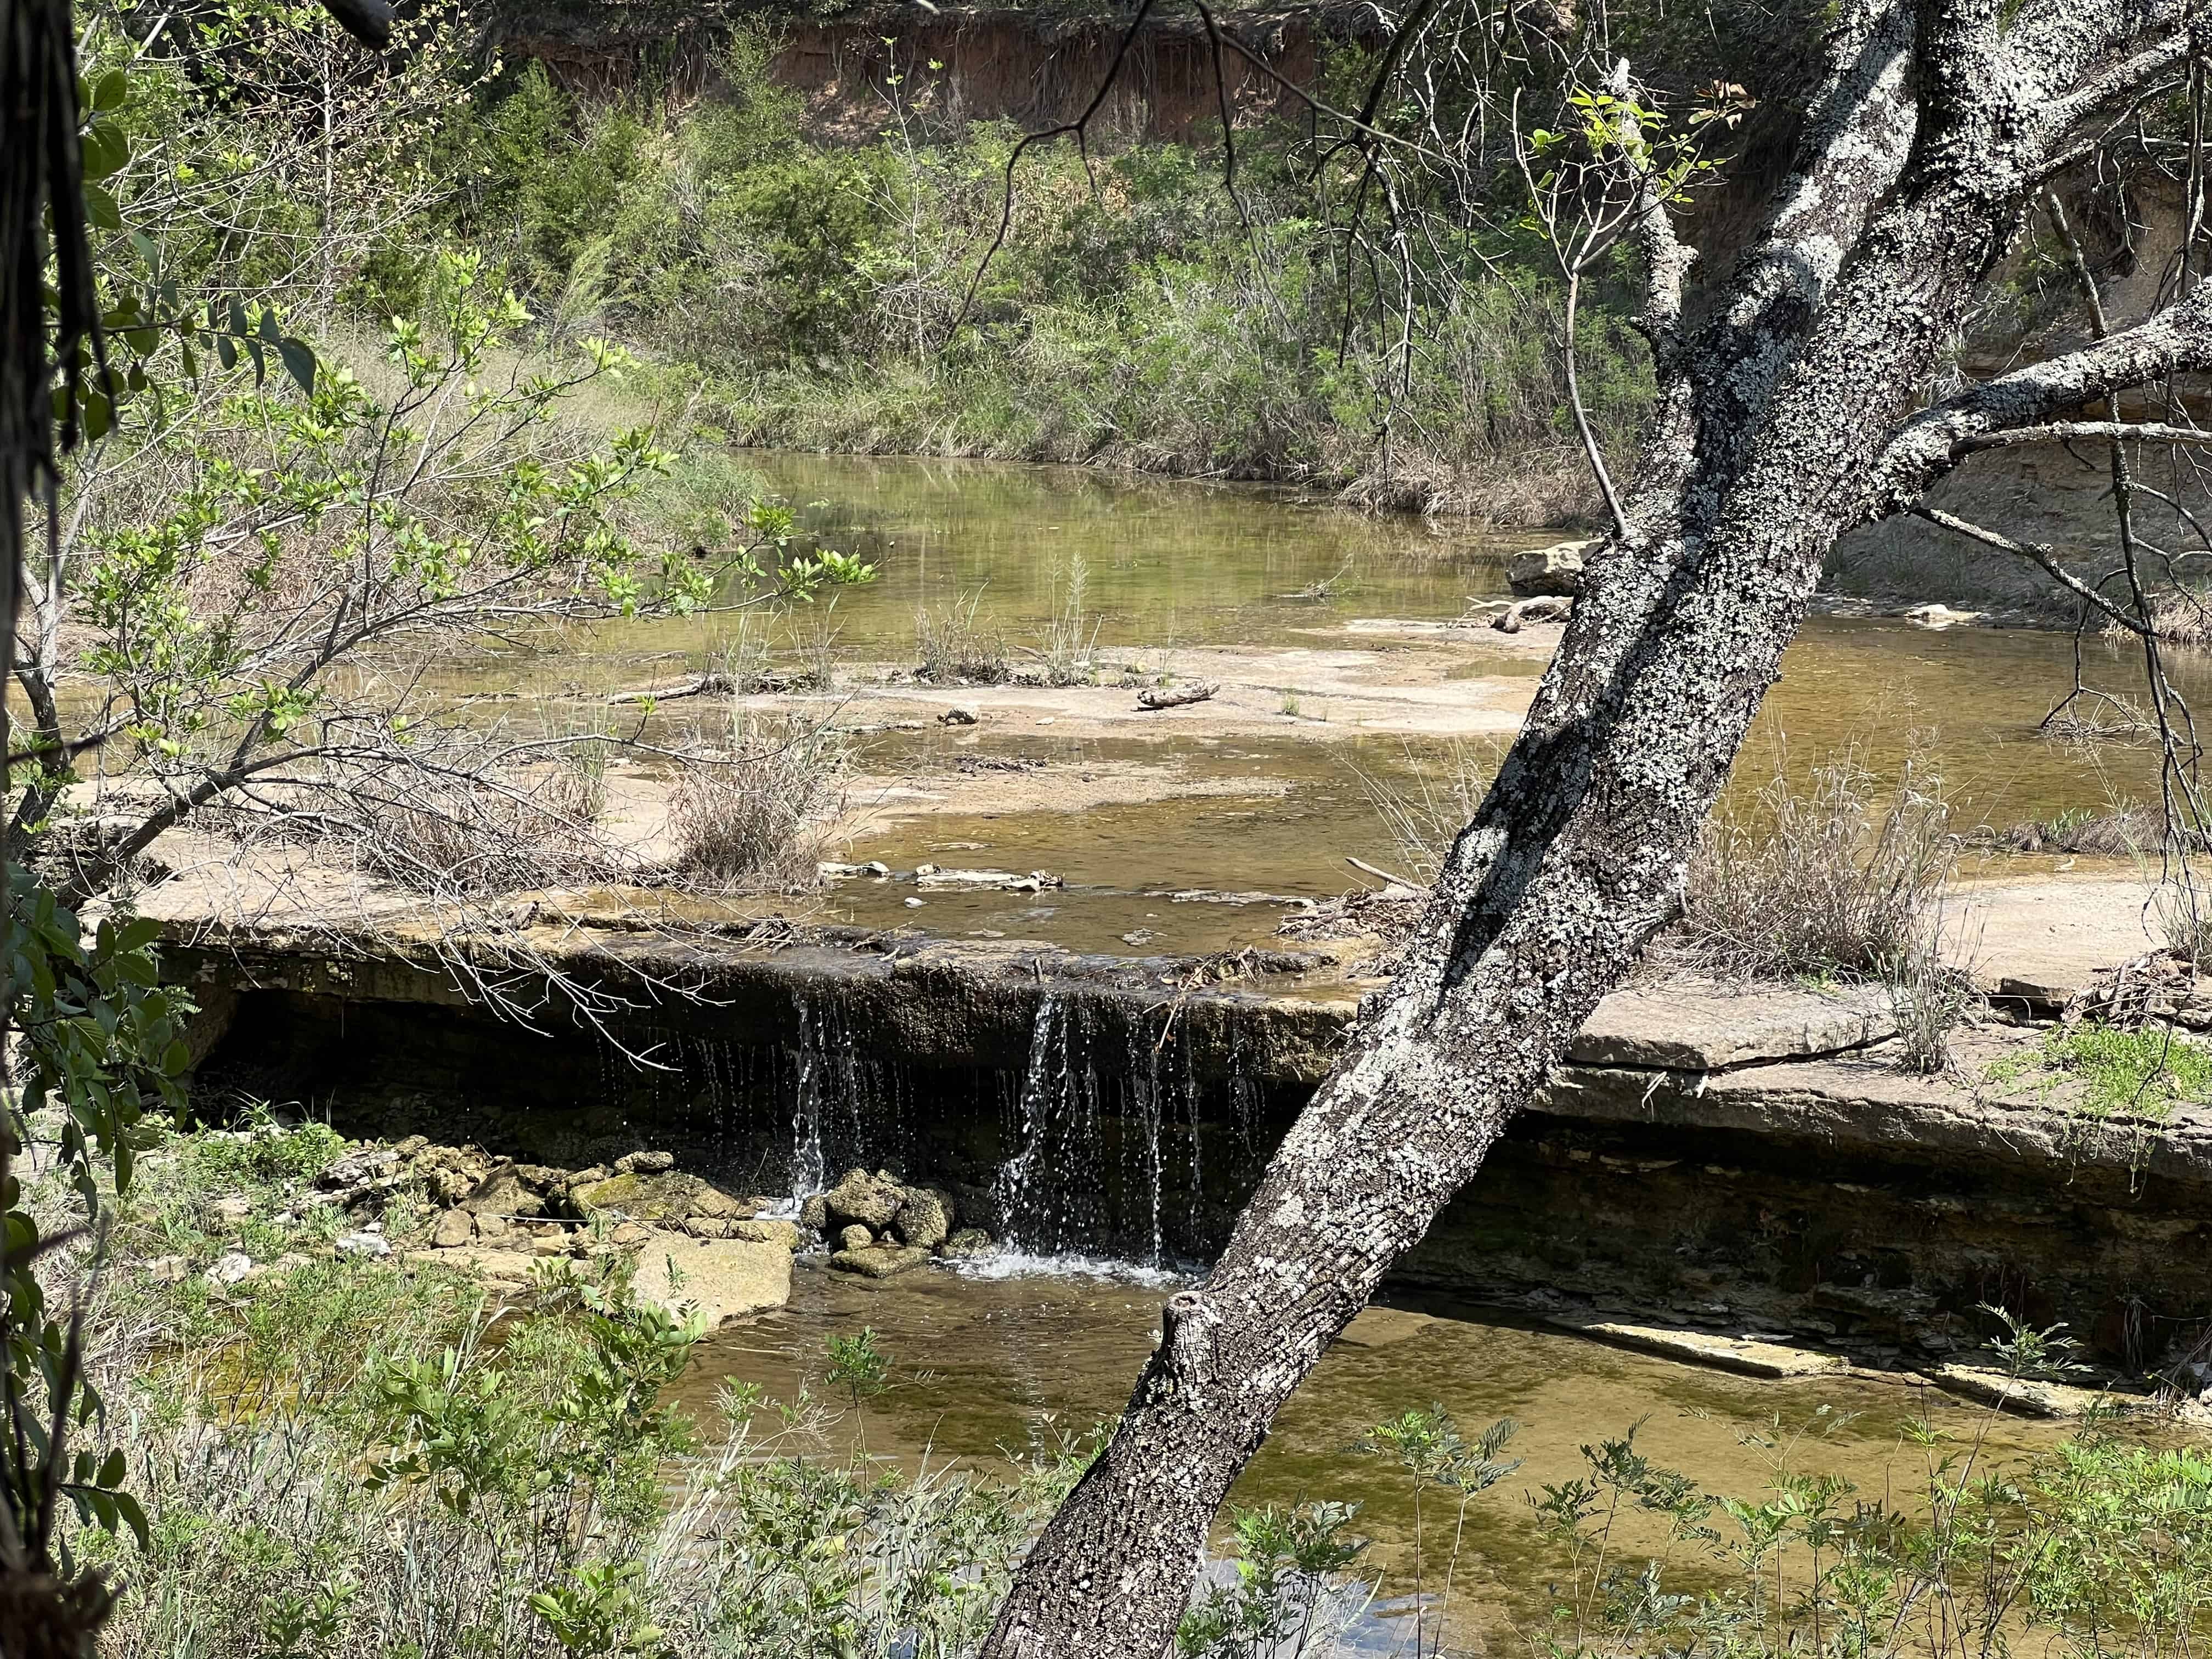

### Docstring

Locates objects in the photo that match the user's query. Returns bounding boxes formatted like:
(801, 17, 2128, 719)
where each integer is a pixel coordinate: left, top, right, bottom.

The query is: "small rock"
(460, 1165, 544, 1218)
(320, 1148, 398, 1189)
(609, 1221, 653, 1248)
(392, 1135, 430, 1158)
(939, 705, 979, 725)
(334, 1232, 391, 1259)
(209, 1252, 258, 1286)
(683, 1216, 734, 1239)
(531, 1232, 572, 1256)
(473, 1212, 512, 1241)
(799, 1193, 831, 1232)
(823, 1168, 904, 1233)
(431, 1209, 475, 1248)
(205, 1194, 253, 1227)
(144, 1254, 190, 1284)
(1506, 539, 1592, 596)
(839, 1223, 874, 1253)
(614, 1150, 676, 1175)
(940, 1228, 995, 1261)
(904, 896, 926, 909)
(831, 1244, 933, 1279)
(891, 1187, 955, 1250)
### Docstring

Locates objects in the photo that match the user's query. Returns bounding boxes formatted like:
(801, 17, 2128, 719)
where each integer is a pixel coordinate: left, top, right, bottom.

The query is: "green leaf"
(216, 332, 237, 372)
(277, 337, 317, 394)
(83, 183, 121, 232)
(91, 68, 127, 111)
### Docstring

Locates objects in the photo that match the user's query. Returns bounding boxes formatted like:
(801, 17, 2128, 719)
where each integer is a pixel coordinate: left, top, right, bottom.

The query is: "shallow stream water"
(605, 452, 2207, 955)
(685, 1260, 2083, 1655)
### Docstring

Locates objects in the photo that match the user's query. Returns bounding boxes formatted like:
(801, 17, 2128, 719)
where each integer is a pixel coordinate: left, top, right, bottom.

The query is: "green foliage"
(1, 874, 192, 1565)
(2039, 1023, 2212, 1121)
(827, 1324, 891, 1409)
(1177, 1502, 1370, 1658)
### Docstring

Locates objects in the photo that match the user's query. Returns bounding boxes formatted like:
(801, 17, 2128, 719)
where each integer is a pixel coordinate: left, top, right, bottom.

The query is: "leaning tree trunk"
(980, 4, 2207, 1653)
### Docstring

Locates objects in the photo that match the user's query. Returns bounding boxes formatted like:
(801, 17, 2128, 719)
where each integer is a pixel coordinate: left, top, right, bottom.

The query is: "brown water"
(569, 450, 2198, 957)
(686, 1260, 2081, 1654)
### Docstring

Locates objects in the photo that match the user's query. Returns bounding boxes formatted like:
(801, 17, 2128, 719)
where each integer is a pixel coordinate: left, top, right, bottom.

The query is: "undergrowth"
(1986, 1022, 2212, 1122)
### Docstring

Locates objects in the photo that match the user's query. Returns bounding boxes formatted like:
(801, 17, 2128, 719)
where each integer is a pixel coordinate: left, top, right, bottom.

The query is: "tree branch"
(1866, 279, 2212, 514)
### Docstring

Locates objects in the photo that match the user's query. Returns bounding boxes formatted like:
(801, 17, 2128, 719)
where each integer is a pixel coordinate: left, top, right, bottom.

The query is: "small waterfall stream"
(988, 994, 1210, 1269)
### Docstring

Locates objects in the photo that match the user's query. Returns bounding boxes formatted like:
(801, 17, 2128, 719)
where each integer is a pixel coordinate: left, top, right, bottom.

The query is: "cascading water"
(988, 992, 1209, 1273)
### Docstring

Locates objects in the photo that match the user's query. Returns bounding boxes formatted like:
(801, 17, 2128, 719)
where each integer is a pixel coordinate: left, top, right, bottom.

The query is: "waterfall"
(989, 994, 1205, 1271)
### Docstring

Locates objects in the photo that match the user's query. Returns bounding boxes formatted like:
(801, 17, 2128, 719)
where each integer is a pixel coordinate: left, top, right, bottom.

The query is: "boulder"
(891, 1187, 955, 1250)
(460, 1166, 544, 1218)
(631, 1235, 794, 1328)
(799, 1193, 831, 1232)
(570, 1169, 742, 1224)
(473, 1212, 512, 1241)
(682, 1216, 734, 1239)
(830, 1244, 933, 1279)
(430, 1209, 474, 1248)
(939, 1228, 994, 1261)
(823, 1168, 904, 1232)
(1506, 539, 1591, 596)
(838, 1223, 874, 1253)
(732, 1218, 802, 1251)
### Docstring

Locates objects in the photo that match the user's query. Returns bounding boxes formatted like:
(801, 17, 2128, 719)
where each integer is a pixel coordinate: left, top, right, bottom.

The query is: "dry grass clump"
(336, 742, 613, 897)
(1678, 752, 1954, 983)
(665, 712, 848, 890)
(916, 589, 1009, 684)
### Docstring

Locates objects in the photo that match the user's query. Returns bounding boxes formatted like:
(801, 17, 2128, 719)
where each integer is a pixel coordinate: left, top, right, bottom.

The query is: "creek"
(209, 452, 2206, 1651)
(479, 450, 2212, 956)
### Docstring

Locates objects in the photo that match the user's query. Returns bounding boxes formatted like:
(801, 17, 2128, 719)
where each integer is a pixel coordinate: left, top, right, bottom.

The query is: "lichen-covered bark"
(981, 5, 2212, 1655)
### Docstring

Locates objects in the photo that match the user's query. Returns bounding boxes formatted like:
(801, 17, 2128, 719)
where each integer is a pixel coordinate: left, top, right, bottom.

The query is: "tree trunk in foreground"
(984, 3, 2212, 1654)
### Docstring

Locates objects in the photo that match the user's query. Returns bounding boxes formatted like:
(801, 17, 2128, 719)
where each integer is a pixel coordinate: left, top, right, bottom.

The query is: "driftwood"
(1136, 681, 1219, 710)
(607, 672, 731, 704)
(608, 669, 823, 704)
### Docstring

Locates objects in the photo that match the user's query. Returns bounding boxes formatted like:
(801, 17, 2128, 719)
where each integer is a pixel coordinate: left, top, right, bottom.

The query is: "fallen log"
(1136, 681, 1218, 710)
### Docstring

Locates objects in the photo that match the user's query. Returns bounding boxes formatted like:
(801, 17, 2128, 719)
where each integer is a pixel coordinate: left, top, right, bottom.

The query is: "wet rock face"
(892, 1187, 955, 1249)
(823, 1168, 905, 1232)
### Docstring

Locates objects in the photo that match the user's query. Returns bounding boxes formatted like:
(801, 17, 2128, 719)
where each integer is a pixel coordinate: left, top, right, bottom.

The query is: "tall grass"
(665, 710, 849, 890)
(1679, 752, 1955, 982)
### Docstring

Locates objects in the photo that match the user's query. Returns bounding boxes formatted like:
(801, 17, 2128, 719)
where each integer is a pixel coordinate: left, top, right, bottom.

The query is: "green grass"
(1985, 1022, 2212, 1121)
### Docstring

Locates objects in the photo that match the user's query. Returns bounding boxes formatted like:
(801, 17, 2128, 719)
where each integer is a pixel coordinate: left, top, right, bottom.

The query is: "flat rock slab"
(1571, 984, 1894, 1070)
(1948, 878, 2160, 1005)
(1548, 1315, 1847, 1379)
(1926, 1363, 2127, 1419)
(631, 1235, 793, 1328)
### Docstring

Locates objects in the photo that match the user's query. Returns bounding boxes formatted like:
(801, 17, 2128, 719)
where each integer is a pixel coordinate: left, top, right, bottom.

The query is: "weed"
(665, 711, 849, 890)
(1679, 751, 1953, 983)
(916, 588, 1009, 684)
